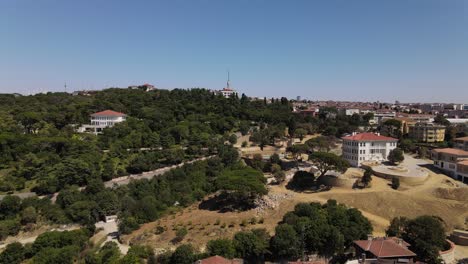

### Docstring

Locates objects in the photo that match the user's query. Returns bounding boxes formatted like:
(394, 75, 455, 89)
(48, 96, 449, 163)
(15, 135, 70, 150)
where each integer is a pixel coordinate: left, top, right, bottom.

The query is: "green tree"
(309, 152, 349, 177)
(434, 114, 450, 126)
(20, 206, 37, 225)
(98, 241, 122, 264)
(403, 216, 446, 263)
(206, 239, 236, 259)
(274, 170, 286, 184)
(270, 224, 301, 260)
(233, 229, 269, 261)
(0, 242, 25, 264)
(386, 216, 409, 237)
(294, 128, 307, 141)
(228, 134, 237, 145)
(170, 244, 196, 264)
(361, 168, 372, 187)
(216, 167, 267, 210)
(388, 148, 404, 164)
(391, 177, 400, 190)
(305, 136, 336, 152)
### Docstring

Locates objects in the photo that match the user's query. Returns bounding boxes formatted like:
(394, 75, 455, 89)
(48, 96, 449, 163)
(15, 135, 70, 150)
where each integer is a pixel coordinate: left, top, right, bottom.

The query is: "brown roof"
(354, 238, 416, 258)
(455, 136, 468, 142)
(91, 110, 126, 117)
(457, 159, 468, 166)
(432, 148, 468, 156)
(342, 133, 398, 142)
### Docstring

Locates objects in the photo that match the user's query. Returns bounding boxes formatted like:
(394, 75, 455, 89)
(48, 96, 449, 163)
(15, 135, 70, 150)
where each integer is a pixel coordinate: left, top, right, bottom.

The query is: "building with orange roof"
(342, 132, 398, 167)
(456, 159, 468, 184)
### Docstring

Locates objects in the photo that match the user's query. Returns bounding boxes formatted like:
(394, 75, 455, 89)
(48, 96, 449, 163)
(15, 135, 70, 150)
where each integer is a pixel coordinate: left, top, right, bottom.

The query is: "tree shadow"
(198, 193, 255, 213)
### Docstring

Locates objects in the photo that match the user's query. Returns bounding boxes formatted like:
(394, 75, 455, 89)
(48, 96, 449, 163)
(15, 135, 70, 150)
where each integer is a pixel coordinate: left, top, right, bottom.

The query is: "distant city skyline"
(1, 0, 467, 103)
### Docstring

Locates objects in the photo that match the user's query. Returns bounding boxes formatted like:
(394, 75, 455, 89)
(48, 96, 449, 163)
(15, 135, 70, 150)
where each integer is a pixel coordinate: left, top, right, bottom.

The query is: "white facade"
(78, 110, 126, 134)
(370, 111, 396, 125)
(342, 133, 398, 167)
(91, 115, 126, 128)
(345, 109, 361, 116)
(219, 88, 237, 98)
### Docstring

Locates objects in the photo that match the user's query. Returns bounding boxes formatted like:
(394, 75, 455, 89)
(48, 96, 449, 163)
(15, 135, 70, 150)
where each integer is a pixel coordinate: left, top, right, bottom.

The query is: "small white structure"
(219, 87, 237, 98)
(342, 132, 398, 167)
(78, 110, 127, 134)
(217, 71, 237, 98)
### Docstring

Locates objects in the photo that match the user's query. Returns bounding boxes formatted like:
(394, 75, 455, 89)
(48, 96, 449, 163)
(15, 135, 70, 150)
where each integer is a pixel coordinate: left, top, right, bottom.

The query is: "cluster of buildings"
(431, 136, 468, 184)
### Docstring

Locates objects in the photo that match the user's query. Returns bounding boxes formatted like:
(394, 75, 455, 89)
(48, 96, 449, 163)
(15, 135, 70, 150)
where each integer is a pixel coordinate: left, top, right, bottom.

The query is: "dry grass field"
(122, 166, 468, 254)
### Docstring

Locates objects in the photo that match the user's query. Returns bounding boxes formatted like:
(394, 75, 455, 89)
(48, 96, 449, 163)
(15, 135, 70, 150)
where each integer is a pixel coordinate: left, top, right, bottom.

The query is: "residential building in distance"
(408, 122, 446, 143)
(431, 148, 468, 179)
(77, 110, 127, 134)
(217, 72, 237, 98)
(454, 136, 468, 151)
(292, 107, 319, 118)
(128, 83, 156, 92)
(342, 132, 398, 167)
(394, 117, 416, 135)
(370, 110, 396, 125)
(350, 237, 417, 264)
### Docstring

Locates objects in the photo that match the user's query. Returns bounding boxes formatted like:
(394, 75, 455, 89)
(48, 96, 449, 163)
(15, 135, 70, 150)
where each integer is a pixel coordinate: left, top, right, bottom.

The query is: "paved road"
(0, 192, 36, 201)
(104, 155, 214, 188)
(2, 156, 215, 203)
(0, 225, 80, 249)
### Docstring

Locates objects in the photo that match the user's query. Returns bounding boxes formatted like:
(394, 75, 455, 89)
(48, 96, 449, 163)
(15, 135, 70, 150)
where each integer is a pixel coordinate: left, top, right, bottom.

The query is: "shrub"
(214, 219, 221, 225)
(250, 217, 257, 225)
(391, 177, 400, 190)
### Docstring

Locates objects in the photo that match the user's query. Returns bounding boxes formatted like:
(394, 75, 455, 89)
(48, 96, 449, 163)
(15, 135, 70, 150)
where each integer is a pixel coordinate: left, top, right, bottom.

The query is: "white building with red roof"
(78, 110, 127, 134)
(342, 132, 398, 167)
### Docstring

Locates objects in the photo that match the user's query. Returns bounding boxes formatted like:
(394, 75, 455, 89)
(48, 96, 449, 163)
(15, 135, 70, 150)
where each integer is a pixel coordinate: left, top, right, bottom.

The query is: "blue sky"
(1, 0, 467, 103)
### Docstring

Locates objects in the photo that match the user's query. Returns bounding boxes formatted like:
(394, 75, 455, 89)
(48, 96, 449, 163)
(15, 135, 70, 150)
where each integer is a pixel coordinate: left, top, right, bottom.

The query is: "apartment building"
(342, 132, 398, 167)
(408, 123, 446, 143)
(454, 137, 468, 151)
(456, 160, 468, 184)
(431, 148, 468, 178)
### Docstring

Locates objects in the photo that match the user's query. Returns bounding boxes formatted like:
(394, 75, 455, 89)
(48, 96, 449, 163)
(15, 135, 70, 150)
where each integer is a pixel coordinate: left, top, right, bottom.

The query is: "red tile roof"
(342, 133, 398, 142)
(455, 136, 468, 142)
(432, 148, 468, 156)
(91, 110, 126, 117)
(354, 238, 416, 258)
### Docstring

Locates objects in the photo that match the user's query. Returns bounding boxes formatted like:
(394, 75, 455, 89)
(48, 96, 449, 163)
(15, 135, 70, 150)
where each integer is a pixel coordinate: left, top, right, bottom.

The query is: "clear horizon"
(1, 0, 467, 103)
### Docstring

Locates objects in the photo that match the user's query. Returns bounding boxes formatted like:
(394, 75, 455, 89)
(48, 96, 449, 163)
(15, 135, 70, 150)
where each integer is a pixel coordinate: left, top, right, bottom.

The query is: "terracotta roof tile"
(342, 133, 398, 142)
(354, 238, 416, 258)
(432, 148, 468, 156)
(91, 110, 126, 117)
